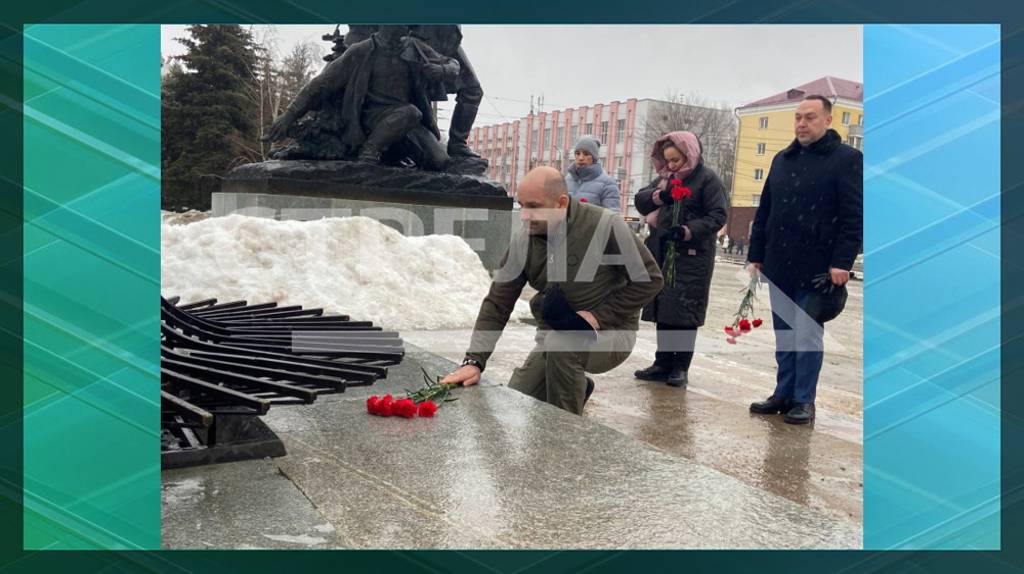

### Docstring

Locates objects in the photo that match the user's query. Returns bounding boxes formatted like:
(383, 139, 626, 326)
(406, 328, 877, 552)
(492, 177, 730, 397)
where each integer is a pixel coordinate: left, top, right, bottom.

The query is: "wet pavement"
(163, 333, 861, 548)
(161, 260, 863, 549)
(162, 459, 344, 549)
(403, 260, 864, 525)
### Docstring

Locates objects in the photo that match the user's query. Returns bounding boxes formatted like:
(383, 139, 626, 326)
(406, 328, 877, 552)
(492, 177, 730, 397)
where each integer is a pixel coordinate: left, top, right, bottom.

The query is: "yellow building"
(727, 76, 863, 242)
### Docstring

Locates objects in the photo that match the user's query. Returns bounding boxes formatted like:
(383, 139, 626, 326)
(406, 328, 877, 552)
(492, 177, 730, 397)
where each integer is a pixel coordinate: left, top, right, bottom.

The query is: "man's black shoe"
(634, 364, 671, 381)
(666, 367, 688, 388)
(783, 402, 815, 425)
(584, 376, 595, 406)
(749, 395, 792, 415)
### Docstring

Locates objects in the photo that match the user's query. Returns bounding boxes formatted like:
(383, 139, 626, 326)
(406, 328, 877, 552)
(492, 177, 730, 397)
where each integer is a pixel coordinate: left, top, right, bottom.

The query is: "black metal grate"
(161, 296, 403, 467)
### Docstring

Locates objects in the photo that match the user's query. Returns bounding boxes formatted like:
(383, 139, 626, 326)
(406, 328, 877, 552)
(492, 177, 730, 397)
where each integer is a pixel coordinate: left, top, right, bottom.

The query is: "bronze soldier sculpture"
(264, 25, 458, 170)
(327, 25, 483, 159)
(321, 25, 345, 62)
(322, 24, 380, 62)
(408, 25, 483, 159)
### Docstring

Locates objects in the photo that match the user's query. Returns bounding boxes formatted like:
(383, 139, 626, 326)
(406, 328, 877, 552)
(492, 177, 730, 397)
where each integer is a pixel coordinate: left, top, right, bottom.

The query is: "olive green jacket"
(465, 199, 663, 370)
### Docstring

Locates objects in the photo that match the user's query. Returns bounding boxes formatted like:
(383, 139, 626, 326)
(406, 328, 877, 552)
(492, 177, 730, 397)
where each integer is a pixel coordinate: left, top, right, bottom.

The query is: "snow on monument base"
(161, 214, 530, 331)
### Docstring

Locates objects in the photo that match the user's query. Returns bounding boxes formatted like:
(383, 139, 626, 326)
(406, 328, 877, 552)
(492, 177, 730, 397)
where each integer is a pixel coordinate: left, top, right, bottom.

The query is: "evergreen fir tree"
(161, 25, 261, 188)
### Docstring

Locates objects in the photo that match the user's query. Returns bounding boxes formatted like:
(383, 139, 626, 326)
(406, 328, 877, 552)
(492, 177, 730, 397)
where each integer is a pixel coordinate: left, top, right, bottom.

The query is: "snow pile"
(162, 214, 527, 331)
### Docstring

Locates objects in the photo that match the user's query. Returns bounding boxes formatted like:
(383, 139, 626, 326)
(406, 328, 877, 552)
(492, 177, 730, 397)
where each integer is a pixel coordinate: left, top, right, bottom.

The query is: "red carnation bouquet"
(662, 178, 692, 288)
(367, 368, 457, 419)
(724, 274, 764, 344)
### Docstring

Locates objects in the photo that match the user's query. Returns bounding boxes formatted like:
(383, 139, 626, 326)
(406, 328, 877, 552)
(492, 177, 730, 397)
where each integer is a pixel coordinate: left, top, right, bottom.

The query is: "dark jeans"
(769, 285, 825, 404)
(654, 323, 698, 371)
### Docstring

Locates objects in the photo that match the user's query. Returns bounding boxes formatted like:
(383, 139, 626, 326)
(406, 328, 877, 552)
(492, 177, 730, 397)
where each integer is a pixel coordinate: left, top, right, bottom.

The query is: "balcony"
(847, 124, 864, 150)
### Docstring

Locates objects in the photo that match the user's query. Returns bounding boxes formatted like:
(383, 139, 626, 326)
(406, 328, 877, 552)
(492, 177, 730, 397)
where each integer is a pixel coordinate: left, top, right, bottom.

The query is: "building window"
(570, 126, 578, 144)
(532, 129, 538, 148)
(544, 128, 552, 149)
(616, 118, 626, 142)
(754, 168, 764, 181)
(848, 135, 863, 150)
(585, 122, 593, 135)
(842, 112, 851, 126)
(756, 142, 766, 156)
(752, 194, 761, 207)
(759, 117, 768, 130)
(556, 126, 564, 148)
(600, 121, 609, 143)
(858, 114, 863, 125)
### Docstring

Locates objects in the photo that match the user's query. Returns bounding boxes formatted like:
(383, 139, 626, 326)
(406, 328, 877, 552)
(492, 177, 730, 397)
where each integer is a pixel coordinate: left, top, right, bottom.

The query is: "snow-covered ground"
(161, 213, 528, 330)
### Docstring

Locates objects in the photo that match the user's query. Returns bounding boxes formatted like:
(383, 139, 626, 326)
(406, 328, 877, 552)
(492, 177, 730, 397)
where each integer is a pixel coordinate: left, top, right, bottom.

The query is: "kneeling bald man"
(442, 167, 663, 414)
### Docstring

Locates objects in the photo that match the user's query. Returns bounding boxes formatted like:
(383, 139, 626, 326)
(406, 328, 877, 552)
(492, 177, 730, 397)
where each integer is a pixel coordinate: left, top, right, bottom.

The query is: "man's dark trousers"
(768, 284, 825, 404)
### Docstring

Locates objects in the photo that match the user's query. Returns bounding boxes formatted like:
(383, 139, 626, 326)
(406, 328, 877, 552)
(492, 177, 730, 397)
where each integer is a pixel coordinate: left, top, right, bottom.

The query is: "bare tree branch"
(638, 91, 738, 201)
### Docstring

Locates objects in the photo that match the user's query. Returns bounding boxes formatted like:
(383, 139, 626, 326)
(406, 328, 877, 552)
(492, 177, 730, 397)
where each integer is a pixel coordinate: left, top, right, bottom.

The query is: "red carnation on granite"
(366, 370, 460, 419)
(392, 398, 417, 419)
(418, 400, 438, 418)
(377, 394, 394, 417)
(739, 319, 752, 332)
(753, 318, 763, 328)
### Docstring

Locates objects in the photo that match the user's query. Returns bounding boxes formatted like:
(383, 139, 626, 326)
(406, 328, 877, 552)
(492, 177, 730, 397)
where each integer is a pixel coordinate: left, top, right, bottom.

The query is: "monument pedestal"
(215, 160, 515, 271)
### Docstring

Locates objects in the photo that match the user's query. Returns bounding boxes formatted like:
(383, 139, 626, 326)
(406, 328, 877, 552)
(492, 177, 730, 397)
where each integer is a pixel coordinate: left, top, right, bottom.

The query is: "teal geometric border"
(863, 24, 1001, 550)
(22, 24, 159, 550)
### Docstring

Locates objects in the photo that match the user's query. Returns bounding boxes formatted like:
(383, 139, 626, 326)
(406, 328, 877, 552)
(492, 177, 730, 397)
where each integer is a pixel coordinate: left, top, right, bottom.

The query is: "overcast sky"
(162, 24, 862, 131)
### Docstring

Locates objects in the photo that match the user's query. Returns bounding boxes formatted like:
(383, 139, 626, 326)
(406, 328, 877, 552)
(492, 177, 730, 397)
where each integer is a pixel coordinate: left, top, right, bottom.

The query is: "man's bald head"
(518, 166, 568, 203)
(516, 167, 571, 235)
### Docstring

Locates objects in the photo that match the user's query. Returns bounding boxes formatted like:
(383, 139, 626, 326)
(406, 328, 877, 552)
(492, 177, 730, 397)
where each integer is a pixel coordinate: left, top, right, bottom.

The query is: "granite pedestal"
(162, 345, 862, 550)
(215, 160, 515, 271)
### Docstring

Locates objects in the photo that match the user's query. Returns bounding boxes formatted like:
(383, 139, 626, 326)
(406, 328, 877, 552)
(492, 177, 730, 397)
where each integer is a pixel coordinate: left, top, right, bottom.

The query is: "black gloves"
(541, 284, 597, 339)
